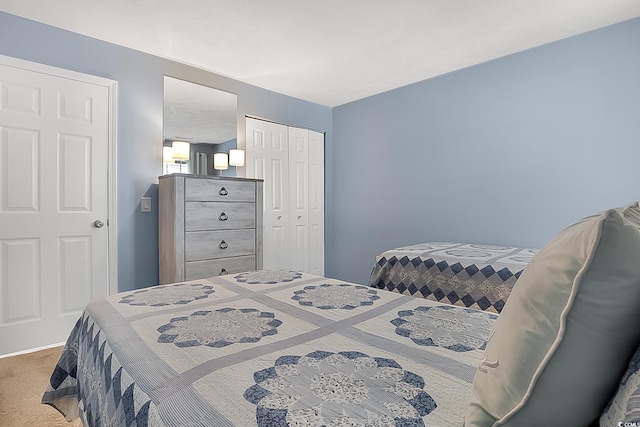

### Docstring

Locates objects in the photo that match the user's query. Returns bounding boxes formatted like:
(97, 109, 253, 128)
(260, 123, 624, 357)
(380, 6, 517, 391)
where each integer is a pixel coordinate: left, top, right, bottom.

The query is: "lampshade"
(162, 146, 173, 163)
(229, 149, 245, 167)
(171, 141, 190, 161)
(213, 152, 229, 170)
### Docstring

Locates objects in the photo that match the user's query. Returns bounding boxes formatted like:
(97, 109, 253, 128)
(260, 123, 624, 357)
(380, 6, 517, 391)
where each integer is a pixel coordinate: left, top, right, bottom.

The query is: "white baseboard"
(0, 342, 65, 359)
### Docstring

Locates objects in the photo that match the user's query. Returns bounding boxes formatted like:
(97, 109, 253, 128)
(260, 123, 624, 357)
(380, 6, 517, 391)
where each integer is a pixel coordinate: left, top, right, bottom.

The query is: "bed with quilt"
(42, 203, 640, 426)
(41, 269, 497, 427)
(369, 242, 539, 313)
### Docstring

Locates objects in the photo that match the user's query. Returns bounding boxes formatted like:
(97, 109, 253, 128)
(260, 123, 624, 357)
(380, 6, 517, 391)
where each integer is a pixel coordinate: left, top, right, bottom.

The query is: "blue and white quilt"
(369, 242, 538, 313)
(42, 270, 496, 426)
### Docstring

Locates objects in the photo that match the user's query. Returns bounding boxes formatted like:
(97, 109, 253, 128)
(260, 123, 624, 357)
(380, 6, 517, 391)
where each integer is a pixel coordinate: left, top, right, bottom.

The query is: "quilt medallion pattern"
(235, 270, 303, 284)
(157, 308, 282, 348)
(391, 305, 497, 352)
(119, 283, 215, 306)
(243, 350, 437, 426)
(292, 283, 380, 309)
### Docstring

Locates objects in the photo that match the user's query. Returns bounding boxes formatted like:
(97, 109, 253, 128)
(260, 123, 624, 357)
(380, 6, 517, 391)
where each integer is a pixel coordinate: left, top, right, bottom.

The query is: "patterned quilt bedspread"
(369, 242, 539, 313)
(42, 270, 496, 427)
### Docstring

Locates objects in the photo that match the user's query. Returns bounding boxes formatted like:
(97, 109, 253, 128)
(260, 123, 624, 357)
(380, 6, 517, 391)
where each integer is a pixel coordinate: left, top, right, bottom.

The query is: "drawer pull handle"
(220, 268, 228, 275)
(219, 187, 228, 196)
(219, 240, 228, 250)
(218, 212, 228, 221)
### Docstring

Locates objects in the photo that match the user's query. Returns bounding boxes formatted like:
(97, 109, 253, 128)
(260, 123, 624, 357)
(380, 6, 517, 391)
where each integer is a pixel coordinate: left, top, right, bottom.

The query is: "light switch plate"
(141, 196, 152, 213)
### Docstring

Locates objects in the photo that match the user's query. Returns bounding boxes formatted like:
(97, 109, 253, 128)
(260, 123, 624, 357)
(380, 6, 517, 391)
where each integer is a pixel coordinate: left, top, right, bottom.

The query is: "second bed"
(369, 242, 538, 313)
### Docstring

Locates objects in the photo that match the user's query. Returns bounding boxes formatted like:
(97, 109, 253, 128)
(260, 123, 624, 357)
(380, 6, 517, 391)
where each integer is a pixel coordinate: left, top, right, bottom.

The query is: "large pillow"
(465, 206, 640, 427)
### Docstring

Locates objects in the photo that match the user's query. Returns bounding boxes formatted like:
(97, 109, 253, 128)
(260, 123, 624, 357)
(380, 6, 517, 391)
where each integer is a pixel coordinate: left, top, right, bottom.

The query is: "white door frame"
(0, 54, 118, 295)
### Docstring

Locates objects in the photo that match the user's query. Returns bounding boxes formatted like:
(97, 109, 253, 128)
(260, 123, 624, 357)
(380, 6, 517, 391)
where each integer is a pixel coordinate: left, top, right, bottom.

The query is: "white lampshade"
(162, 146, 173, 163)
(229, 149, 245, 167)
(171, 141, 190, 161)
(213, 152, 229, 170)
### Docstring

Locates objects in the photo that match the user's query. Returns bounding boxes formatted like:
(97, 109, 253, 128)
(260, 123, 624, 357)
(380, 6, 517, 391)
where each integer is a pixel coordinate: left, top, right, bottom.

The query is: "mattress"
(369, 242, 538, 313)
(42, 270, 497, 426)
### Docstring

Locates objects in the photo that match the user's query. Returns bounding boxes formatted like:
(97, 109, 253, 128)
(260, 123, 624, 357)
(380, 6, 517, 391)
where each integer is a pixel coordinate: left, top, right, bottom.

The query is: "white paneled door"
(0, 56, 116, 356)
(245, 117, 324, 275)
(307, 129, 325, 276)
(288, 126, 324, 275)
(245, 118, 290, 270)
(288, 126, 309, 273)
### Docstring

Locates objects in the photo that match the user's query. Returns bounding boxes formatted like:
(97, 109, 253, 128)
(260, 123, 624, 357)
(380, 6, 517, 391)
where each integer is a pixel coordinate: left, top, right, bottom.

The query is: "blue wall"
(329, 17, 640, 284)
(2, 12, 639, 289)
(0, 12, 332, 291)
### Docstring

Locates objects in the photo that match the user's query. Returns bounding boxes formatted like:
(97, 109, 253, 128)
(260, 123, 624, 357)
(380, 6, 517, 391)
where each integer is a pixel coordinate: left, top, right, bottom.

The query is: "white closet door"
(245, 118, 289, 270)
(245, 117, 324, 275)
(288, 127, 309, 273)
(308, 130, 325, 275)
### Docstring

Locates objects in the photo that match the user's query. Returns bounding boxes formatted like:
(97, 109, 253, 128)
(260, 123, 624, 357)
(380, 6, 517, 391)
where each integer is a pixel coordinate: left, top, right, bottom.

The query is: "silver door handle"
(93, 220, 104, 228)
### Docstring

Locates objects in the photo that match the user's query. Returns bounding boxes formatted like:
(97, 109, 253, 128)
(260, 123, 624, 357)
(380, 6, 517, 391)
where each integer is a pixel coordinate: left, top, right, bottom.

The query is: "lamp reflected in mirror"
(171, 141, 190, 160)
(171, 140, 190, 173)
(229, 149, 245, 167)
(213, 152, 229, 176)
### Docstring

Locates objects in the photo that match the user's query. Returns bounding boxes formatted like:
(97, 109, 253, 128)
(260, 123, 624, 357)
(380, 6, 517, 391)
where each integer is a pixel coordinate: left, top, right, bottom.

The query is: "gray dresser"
(159, 174, 263, 284)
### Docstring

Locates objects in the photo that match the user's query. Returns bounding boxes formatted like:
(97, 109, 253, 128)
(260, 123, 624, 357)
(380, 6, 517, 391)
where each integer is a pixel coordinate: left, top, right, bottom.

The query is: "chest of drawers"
(159, 174, 263, 283)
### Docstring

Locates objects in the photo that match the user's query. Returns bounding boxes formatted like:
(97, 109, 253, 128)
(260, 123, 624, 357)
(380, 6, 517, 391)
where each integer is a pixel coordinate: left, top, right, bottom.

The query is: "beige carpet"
(0, 346, 73, 426)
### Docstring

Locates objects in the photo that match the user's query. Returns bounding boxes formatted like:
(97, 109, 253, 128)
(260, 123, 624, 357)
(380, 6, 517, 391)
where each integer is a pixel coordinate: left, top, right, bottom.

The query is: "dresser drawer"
(185, 202, 255, 231)
(185, 229, 255, 261)
(185, 255, 256, 280)
(185, 178, 255, 202)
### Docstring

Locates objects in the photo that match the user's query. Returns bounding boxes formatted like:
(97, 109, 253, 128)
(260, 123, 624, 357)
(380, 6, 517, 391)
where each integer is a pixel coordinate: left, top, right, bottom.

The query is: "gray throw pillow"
(466, 206, 640, 427)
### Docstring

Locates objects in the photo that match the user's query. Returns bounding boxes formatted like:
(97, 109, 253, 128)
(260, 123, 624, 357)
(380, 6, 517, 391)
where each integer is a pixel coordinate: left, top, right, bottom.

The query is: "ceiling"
(2, 0, 640, 107)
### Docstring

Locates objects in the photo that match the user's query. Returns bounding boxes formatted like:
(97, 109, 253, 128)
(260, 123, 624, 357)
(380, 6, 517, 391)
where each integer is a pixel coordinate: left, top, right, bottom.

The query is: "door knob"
(93, 220, 104, 228)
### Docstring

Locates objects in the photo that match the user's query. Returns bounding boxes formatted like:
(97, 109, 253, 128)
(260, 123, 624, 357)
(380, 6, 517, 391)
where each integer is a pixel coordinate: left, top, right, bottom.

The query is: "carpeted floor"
(0, 346, 72, 426)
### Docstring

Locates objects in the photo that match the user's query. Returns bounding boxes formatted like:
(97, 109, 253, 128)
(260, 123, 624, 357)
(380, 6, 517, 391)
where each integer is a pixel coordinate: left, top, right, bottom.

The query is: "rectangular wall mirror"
(163, 76, 238, 176)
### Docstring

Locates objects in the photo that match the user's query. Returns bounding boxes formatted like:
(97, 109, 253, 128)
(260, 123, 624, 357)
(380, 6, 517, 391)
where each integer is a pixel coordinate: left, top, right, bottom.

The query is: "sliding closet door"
(245, 118, 289, 270)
